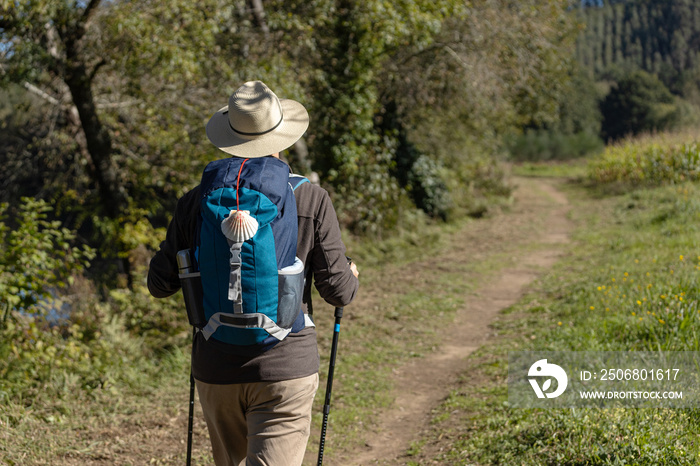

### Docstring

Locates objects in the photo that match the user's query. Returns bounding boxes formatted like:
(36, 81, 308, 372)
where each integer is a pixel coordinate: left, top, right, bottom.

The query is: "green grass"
(0, 347, 211, 465)
(415, 180, 700, 465)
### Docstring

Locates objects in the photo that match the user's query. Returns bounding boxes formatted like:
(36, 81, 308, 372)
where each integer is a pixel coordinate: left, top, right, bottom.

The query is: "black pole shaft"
(318, 307, 343, 466)
(187, 328, 196, 465)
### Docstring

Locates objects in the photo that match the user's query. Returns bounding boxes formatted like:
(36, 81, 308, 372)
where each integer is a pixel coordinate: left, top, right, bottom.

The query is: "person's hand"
(350, 262, 359, 278)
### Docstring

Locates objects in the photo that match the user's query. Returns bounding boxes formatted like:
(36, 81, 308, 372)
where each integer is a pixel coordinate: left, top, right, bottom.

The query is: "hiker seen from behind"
(148, 81, 359, 465)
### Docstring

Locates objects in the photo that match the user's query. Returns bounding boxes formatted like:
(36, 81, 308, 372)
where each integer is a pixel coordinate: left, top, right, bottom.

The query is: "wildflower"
(680, 255, 684, 261)
(612, 278, 616, 282)
(590, 306, 595, 310)
(632, 312, 636, 316)
(659, 319, 665, 324)
(661, 294, 667, 299)
(558, 322, 562, 326)
(637, 300, 642, 305)
(624, 272, 629, 277)
(597, 286, 602, 291)
(606, 308, 610, 311)
(635, 259, 639, 264)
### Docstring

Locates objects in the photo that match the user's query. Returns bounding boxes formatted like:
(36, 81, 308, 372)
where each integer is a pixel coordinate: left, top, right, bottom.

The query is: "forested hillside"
(576, 0, 700, 84)
(574, 0, 700, 141)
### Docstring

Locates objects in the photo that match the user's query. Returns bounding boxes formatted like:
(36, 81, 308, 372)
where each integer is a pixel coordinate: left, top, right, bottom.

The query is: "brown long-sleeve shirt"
(148, 173, 358, 383)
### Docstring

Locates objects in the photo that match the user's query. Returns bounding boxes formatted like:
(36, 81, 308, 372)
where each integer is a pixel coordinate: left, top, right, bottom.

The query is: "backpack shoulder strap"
(288, 173, 314, 317)
(289, 174, 310, 192)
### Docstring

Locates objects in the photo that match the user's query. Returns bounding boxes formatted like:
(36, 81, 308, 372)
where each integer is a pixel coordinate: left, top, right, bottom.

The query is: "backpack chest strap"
(228, 242, 244, 314)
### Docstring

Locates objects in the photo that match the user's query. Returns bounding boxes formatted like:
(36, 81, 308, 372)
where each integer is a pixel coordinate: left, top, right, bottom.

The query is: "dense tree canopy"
(576, 0, 700, 91)
(1, 0, 580, 282)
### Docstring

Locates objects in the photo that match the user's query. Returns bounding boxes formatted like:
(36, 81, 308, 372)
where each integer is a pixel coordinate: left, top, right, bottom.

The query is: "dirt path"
(340, 176, 573, 465)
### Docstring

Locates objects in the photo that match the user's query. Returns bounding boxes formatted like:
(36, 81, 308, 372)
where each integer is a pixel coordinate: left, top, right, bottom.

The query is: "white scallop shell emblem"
(221, 210, 259, 242)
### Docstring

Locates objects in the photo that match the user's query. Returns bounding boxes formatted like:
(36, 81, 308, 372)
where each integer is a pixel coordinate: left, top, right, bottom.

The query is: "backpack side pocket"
(277, 257, 304, 328)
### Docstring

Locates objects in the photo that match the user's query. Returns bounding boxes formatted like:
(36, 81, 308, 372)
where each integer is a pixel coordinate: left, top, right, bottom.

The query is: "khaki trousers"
(195, 373, 319, 466)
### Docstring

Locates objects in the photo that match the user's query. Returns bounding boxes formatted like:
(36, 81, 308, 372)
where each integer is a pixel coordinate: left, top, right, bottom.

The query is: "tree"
(305, 0, 458, 232)
(1, 0, 126, 217)
(601, 70, 679, 141)
(1, 0, 228, 286)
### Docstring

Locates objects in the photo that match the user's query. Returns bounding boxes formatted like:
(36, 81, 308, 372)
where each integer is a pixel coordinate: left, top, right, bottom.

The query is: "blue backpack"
(194, 156, 310, 347)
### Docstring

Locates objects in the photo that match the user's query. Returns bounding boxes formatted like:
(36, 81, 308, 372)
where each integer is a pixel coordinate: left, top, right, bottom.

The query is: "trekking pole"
(186, 328, 195, 466)
(317, 306, 343, 466)
(186, 327, 197, 466)
(177, 250, 206, 466)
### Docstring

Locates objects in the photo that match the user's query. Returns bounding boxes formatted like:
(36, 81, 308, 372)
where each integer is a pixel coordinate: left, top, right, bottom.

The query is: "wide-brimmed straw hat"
(206, 81, 309, 158)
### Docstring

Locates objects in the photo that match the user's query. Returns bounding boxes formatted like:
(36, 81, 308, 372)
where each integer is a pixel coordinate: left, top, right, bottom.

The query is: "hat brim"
(206, 99, 309, 158)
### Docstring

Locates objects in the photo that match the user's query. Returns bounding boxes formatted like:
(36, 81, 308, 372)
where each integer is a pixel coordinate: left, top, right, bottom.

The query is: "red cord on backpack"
(236, 158, 249, 212)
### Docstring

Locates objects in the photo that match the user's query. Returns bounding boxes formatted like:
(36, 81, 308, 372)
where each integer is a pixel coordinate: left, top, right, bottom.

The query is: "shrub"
(588, 134, 700, 187)
(0, 198, 94, 323)
(393, 129, 452, 220)
(0, 199, 176, 402)
(0, 199, 129, 400)
(405, 154, 451, 220)
(109, 285, 189, 353)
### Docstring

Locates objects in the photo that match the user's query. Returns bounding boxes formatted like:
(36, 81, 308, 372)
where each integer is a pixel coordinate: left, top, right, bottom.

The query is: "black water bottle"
(176, 249, 206, 328)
